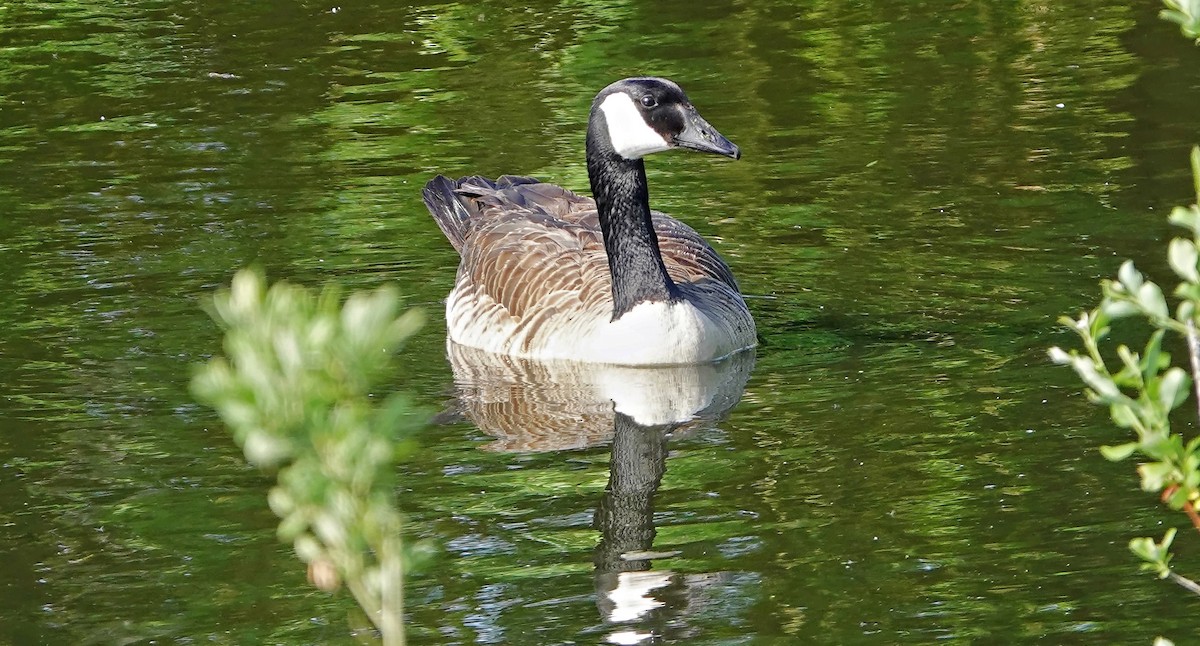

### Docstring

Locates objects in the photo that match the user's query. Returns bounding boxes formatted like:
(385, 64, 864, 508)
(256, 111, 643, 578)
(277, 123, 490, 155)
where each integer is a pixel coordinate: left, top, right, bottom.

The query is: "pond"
(3, 0, 1200, 643)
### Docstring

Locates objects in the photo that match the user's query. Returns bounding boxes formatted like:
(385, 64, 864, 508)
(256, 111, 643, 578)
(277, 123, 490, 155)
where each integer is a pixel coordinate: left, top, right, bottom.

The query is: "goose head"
(589, 77, 740, 162)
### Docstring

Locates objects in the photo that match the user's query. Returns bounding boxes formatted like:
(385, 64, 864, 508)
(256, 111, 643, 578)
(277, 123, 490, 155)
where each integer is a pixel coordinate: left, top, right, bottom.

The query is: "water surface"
(3, 0, 1200, 643)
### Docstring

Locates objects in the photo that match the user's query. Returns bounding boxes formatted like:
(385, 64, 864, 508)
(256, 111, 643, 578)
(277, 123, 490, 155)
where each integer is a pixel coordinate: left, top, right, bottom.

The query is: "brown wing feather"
(456, 186, 610, 323)
(449, 178, 740, 340)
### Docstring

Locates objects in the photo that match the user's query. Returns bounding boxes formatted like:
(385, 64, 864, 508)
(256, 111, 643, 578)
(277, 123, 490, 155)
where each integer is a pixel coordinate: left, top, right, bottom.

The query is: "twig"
(1187, 502, 1200, 533)
(1160, 487, 1200, 532)
(1169, 571, 1200, 597)
(1187, 319, 1200, 422)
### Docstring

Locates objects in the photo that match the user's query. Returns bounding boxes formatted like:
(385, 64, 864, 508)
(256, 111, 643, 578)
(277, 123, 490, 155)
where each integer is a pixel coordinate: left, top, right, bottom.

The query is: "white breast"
(448, 289, 747, 365)
(584, 300, 736, 365)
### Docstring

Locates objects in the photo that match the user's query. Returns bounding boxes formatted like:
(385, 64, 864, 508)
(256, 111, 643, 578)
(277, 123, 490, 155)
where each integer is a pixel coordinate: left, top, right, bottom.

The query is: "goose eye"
(639, 95, 658, 108)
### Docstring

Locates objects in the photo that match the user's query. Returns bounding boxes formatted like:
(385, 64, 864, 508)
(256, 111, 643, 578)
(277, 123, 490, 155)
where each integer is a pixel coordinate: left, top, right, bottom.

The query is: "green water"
(3, 0, 1200, 642)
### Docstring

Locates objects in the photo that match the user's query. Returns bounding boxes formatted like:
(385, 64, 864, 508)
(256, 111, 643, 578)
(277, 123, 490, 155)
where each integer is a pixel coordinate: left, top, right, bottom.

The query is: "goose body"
(423, 78, 755, 366)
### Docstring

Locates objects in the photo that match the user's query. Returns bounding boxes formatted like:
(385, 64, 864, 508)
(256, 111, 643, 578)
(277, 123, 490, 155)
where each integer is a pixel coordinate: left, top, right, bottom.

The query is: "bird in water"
(423, 77, 755, 366)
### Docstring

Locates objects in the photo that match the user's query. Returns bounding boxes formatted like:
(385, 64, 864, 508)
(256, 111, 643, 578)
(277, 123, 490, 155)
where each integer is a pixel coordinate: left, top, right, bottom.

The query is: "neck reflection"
(444, 342, 754, 643)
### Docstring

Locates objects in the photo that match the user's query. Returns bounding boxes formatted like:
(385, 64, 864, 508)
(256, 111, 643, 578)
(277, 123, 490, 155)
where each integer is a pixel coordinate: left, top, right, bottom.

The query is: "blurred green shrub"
(192, 269, 427, 645)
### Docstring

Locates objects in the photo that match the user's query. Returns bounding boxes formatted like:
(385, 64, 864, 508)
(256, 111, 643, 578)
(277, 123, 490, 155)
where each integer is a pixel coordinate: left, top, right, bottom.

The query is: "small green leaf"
(294, 534, 325, 562)
(268, 486, 296, 517)
(1137, 282, 1170, 320)
(1138, 461, 1175, 492)
(1158, 366, 1192, 412)
(1177, 299, 1196, 323)
(1119, 260, 1144, 291)
(1071, 357, 1123, 402)
(244, 431, 293, 468)
(1099, 442, 1138, 461)
(1143, 329, 1166, 383)
(1099, 299, 1139, 319)
(1078, 311, 1096, 334)
(1130, 528, 1177, 578)
(1116, 344, 1139, 373)
(1169, 204, 1200, 235)
(1130, 536, 1156, 561)
(1047, 346, 1071, 364)
(1109, 403, 1139, 429)
(1169, 238, 1200, 282)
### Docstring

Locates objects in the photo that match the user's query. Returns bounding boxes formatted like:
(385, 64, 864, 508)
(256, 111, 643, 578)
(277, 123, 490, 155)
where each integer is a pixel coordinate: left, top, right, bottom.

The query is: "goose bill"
(673, 110, 740, 160)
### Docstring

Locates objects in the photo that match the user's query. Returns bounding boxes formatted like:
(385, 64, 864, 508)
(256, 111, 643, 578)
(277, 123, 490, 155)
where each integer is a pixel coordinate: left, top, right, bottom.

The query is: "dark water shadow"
(441, 342, 754, 642)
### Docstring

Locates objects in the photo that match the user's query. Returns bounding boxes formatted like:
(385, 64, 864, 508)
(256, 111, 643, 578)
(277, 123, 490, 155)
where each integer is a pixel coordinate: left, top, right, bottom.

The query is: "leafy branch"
(192, 270, 427, 645)
(1050, 147, 1200, 593)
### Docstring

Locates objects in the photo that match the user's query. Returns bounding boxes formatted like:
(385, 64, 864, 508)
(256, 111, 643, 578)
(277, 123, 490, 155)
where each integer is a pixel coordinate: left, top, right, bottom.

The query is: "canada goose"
(423, 77, 755, 365)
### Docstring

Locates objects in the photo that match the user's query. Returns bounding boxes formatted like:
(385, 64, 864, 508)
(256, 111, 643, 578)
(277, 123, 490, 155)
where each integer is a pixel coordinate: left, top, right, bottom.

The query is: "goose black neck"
(587, 123, 678, 320)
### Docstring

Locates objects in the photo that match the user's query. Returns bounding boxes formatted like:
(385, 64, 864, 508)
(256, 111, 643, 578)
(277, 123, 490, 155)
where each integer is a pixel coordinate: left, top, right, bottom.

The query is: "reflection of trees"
(700, 2, 1143, 342)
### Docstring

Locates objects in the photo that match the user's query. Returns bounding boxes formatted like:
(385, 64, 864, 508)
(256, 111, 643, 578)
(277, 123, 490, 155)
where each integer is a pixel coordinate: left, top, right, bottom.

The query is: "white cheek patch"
(598, 92, 671, 160)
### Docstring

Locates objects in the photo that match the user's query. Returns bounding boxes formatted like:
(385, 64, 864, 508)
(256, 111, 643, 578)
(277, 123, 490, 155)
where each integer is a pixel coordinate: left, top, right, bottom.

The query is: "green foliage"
(1050, 146, 1200, 586)
(1131, 528, 1177, 579)
(1162, 0, 1200, 42)
(191, 269, 427, 645)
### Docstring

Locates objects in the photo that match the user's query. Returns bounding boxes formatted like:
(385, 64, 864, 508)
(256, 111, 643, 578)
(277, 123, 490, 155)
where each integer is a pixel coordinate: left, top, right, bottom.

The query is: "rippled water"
(3, 1, 1200, 643)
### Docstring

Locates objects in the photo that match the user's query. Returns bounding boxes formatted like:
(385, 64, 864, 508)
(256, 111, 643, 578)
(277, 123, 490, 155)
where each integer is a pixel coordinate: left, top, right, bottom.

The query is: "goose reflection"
(444, 342, 754, 643)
